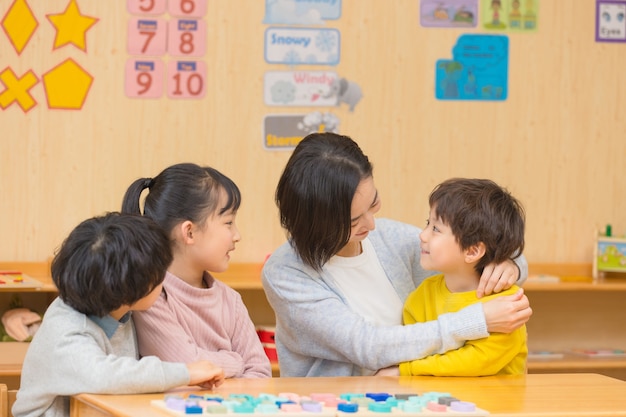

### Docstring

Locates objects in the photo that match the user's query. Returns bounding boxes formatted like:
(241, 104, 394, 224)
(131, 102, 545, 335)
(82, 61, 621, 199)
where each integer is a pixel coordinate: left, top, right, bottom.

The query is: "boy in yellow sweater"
(399, 178, 527, 376)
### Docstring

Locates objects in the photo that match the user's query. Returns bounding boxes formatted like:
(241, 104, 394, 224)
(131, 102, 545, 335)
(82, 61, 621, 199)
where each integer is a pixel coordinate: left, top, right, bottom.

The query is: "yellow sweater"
(399, 274, 527, 376)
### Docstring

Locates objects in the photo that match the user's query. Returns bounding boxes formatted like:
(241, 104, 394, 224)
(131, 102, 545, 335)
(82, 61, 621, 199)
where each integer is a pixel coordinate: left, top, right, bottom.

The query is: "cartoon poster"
(596, 0, 626, 42)
(420, 0, 478, 28)
(435, 34, 508, 101)
(263, 0, 341, 25)
(481, 0, 538, 31)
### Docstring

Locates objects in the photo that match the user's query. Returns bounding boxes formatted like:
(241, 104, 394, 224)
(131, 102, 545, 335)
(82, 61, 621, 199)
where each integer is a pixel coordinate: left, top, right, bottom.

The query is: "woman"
(262, 132, 532, 377)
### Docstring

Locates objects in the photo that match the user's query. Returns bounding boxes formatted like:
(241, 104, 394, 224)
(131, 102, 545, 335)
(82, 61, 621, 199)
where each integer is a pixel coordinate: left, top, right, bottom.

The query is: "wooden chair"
(0, 383, 7, 417)
(7, 390, 15, 417)
(0, 384, 16, 417)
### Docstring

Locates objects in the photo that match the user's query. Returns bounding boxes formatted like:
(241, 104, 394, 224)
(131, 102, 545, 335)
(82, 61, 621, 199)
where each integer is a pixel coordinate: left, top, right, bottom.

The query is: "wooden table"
(70, 373, 626, 417)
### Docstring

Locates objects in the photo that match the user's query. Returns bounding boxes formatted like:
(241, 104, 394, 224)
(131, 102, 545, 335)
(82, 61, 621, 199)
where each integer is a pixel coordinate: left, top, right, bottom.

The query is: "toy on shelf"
(152, 392, 490, 416)
(593, 225, 626, 279)
(0, 271, 43, 289)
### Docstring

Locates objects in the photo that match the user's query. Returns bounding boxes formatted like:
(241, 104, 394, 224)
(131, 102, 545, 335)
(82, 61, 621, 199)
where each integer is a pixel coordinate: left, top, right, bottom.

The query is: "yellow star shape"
(46, 0, 98, 51)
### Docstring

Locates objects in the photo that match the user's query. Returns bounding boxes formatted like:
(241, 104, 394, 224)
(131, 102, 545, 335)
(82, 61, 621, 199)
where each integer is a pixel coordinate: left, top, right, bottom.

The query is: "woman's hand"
(477, 258, 520, 298)
(482, 288, 532, 333)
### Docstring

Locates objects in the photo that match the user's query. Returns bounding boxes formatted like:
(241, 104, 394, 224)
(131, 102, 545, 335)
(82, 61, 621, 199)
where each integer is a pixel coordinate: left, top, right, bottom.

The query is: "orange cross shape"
(0, 67, 38, 112)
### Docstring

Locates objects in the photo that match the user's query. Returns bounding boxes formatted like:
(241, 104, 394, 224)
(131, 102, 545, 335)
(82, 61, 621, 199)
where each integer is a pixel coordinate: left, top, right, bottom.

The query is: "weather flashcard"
(263, 113, 340, 150)
(264, 71, 339, 106)
(481, 0, 537, 31)
(263, 0, 341, 25)
(596, 0, 626, 42)
(435, 34, 508, 101)
(264, 27, 340, 66)
(420, 0, 478, 28)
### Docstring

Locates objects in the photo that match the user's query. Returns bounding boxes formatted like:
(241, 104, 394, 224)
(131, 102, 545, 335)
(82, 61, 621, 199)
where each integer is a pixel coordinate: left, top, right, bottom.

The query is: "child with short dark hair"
(13, 213, 224, 417)
(398, 178, 528, 376)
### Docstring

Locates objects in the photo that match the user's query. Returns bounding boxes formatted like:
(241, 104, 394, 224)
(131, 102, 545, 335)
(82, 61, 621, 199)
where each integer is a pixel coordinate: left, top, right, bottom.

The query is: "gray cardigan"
(13, 298, 189, 417)
(261, 218, 528, 377)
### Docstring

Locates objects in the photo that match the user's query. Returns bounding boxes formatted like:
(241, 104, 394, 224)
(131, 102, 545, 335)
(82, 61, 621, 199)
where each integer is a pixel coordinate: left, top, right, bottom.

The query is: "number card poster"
(125, 0, 208, 99)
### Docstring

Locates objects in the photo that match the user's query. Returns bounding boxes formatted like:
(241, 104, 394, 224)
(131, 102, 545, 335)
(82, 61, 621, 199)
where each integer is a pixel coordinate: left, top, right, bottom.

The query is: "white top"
(326, 238, 404, 327)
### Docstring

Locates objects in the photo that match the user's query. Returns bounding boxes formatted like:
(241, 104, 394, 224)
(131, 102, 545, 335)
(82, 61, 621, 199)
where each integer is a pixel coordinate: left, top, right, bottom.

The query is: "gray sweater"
(261, 218, 528, 377)
(13, 298, 189, 417)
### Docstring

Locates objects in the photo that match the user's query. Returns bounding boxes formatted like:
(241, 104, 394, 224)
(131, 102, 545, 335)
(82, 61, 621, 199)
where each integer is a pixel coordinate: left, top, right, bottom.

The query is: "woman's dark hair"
(121, 163, 241, 235)
(429, 178, 525, 274)
(276, 132, 373, 271)
(51, 212, 172, 317)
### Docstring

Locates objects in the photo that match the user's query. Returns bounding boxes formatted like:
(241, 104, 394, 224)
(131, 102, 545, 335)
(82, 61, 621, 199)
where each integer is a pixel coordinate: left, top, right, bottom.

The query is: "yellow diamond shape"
(1, 0, 39, 55)
(42, 59, 93, 110)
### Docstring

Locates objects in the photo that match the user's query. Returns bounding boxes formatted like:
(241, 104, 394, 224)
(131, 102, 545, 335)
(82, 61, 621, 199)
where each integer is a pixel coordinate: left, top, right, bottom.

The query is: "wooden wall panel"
(1, 1, 624, 265)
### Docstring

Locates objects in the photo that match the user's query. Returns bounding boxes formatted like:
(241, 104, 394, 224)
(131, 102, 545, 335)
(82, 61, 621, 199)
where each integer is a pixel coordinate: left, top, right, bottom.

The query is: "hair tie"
(144, 178, 154, 189)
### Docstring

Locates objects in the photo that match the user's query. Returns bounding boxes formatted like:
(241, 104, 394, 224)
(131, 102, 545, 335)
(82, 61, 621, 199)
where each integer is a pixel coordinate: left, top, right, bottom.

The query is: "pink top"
(134, 271, 271, 378)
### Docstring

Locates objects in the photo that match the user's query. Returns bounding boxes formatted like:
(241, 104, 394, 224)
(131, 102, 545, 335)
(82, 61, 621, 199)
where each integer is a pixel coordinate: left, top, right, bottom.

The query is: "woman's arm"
(262, 254, 489, 372)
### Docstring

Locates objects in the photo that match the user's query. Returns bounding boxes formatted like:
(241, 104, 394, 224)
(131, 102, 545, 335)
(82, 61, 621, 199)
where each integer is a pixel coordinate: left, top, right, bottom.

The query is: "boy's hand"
(187, 361, 225, 389)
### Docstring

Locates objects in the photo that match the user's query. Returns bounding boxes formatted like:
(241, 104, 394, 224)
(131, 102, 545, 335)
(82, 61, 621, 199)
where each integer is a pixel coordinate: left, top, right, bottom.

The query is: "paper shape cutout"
(42, 58, 93, 109)
(435, 34, 508, 101)
(1, 0, 39, 55)
(0, 67, 39, 112)
(47, 0, 98, 51)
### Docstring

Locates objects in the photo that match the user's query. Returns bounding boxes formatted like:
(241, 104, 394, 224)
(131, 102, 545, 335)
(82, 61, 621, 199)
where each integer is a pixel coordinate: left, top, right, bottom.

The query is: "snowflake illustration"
(283, 50, 302, 66)
(304, 54, 318, 64)
(316, 31, 337, 52)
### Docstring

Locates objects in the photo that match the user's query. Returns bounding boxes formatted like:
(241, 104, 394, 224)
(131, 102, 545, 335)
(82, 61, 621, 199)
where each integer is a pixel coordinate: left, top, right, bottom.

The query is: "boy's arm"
(398, 328, 526, 376)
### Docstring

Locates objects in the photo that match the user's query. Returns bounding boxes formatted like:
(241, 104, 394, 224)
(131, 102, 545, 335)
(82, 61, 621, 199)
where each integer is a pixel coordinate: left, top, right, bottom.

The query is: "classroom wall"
(1, 1, 624, 266)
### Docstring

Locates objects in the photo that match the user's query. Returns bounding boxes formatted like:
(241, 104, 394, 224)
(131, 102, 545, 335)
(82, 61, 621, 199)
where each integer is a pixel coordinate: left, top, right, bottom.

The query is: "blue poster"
(435, 34, 509, 101)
